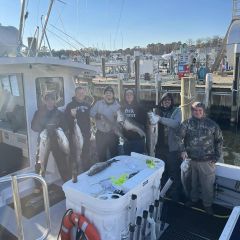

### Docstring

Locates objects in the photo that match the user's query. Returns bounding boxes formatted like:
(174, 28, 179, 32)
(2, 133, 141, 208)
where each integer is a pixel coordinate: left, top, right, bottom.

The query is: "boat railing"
(0, 173, 51, 240)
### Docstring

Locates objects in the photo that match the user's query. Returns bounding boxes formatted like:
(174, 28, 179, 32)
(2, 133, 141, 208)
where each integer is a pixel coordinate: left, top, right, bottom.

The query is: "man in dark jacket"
(149, 92, 182, 201)
(31, 92, 69, 190)
(121, 88, 147, 155)
(65, 86, 91, 171)
(177, 101, 223, 214)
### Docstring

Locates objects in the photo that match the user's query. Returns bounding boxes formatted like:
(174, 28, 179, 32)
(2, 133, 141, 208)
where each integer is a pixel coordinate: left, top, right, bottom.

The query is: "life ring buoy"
(60, 210, 100, 240)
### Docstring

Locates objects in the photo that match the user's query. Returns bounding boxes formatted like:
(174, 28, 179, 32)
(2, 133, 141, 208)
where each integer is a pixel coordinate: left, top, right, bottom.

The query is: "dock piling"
(204, 73, 213, 110)
(181, 76, 196, 121)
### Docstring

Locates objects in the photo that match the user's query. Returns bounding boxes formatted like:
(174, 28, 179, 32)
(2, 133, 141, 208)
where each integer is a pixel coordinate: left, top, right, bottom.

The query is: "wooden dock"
(90, 74, 233, 108)
(77, 73, 236, 121)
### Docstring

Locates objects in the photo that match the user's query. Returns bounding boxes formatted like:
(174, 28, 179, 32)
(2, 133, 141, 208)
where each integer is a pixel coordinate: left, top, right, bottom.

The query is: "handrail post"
(11, 175, 24, 240)
(0, 173, 51, 240)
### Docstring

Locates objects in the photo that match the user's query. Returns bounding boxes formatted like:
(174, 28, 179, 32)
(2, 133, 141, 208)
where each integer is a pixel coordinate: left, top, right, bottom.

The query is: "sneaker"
(204, 206, 214, 215)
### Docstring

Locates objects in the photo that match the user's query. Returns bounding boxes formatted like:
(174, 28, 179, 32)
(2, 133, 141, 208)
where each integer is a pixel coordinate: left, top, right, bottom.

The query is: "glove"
(148, 112, 160, 125)
(181, 151, 188, 160)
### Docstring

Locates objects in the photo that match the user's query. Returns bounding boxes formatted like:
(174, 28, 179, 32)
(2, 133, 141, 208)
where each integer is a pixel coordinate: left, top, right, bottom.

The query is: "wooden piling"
(204, 73, 213, 110)
(102, 57, 106, 78)
(85, 54, 90, 65)
(118, 78, 123, 102)
(231, 44, 240, 123)
(155, 73, 161, 106)
(127, 55, 131, 77)
(135, 56, 140, 102)
(181, 77, 196, 121)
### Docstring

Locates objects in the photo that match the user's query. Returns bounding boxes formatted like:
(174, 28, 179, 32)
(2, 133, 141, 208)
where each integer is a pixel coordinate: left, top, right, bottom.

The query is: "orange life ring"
(60, 210, 101, 240)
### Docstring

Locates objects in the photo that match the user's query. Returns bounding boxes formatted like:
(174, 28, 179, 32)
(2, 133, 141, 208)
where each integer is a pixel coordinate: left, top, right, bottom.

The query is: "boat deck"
(159, 199, 231, 240)
(0, 186, 233, 240)
(0, 181, 66, 240)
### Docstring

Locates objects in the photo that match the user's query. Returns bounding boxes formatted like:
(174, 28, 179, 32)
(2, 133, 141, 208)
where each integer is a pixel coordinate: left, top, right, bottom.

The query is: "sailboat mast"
(18, 0, 26, 54)
(37, 0, 54, 56)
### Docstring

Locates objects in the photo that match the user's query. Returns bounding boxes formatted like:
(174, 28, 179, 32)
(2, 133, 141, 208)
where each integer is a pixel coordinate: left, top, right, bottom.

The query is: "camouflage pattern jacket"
(176, 117, 223, 162)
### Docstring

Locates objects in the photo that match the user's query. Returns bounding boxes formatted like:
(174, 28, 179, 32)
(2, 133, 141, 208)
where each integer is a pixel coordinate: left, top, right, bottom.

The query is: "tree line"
(49, 35, 223, 58)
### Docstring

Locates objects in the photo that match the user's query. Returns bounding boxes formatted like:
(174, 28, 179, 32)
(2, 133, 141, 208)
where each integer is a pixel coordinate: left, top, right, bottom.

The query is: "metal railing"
(0, 173, 51, 240)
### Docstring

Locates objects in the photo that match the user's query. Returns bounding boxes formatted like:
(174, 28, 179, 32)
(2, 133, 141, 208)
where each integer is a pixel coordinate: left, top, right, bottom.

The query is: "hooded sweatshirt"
(65, 97, 91, 138)
(156, 92, 181, 152)
(121, 91, 147, 140)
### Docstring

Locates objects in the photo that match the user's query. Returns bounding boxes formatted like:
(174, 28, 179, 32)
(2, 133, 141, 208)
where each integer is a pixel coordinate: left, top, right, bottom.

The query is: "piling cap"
(191, 101, 205, 111)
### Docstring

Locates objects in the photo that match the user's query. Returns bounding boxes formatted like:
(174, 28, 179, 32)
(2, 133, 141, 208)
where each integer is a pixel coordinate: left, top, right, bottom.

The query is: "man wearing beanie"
(148, 92, 182, 201)
(176, 101, 223, 215)
(90, 85, 120, 162)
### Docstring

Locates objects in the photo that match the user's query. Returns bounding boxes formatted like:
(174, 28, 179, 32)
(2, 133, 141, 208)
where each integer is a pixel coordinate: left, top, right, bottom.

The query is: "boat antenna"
(37, 0, 55, 56)
(18, 0, 27, 55)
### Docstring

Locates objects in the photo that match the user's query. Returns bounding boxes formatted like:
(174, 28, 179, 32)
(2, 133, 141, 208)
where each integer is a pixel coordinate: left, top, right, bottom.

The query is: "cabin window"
(0, 74, 29, 176)
(35, 77, 64, 108)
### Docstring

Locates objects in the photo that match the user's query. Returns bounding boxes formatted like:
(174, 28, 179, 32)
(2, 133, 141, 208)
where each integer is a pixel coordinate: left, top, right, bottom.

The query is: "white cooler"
(62, 152, 164, 240)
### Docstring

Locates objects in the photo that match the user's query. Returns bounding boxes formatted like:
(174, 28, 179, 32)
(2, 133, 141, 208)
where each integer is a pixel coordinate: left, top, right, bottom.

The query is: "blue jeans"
(123, 138, 145, 155)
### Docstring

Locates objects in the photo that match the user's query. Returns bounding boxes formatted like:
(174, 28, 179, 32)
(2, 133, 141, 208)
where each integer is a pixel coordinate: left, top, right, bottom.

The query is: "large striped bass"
(55, 128, 70, 155)
(116, 110, 146, 138)
(38, 129, 51, 176)
(146, 113, 158, 157)
(181, 158, 191, 197)
(71, 119, 84, 182)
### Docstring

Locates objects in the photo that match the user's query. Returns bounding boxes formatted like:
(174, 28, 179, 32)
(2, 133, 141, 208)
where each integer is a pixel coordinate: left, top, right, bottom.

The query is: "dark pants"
(95, 130, 119, 162)
(123, 138, 145, 155)
(35, 133, 70, 188)
(156, 148, 181, 201)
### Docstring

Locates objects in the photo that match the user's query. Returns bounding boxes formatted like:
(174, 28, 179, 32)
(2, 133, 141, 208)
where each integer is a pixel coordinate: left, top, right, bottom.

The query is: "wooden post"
(118, 78, 123, 102)
(102, 57, 106, 78)
(204, 73, 213, 110)
(169, 56, 174, 74)
(181, 77, 196, 121)
(155, 73, 161, 106)
(231, 43, 240, 123)
(127, 55, 131, 77)
(85, 54, 90, 65)
(135, 56, 140, 102)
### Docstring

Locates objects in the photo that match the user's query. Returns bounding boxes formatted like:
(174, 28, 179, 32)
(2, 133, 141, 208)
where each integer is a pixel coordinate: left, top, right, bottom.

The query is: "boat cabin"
(0, 57, 96, 205)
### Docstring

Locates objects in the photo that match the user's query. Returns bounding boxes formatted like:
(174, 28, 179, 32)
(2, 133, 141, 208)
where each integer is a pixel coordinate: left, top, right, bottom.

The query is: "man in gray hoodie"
(149, 92, 182, 201)
(90, 86, 120, 162)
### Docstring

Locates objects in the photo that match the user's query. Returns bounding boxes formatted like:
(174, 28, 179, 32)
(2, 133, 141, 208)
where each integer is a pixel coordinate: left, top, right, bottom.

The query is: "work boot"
(204, 206, 214, 215)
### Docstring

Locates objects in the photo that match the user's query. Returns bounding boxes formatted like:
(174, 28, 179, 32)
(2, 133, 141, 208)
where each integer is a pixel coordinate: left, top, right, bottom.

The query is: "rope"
(46, 28, 80, 50)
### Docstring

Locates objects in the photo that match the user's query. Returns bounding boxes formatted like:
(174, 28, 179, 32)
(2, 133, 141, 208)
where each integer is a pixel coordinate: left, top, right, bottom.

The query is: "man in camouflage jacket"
(177, 102, 223, 214)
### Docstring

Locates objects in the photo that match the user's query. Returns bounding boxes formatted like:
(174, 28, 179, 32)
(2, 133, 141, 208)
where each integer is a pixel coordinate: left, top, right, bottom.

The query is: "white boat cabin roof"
(0, 56, 97, 73)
